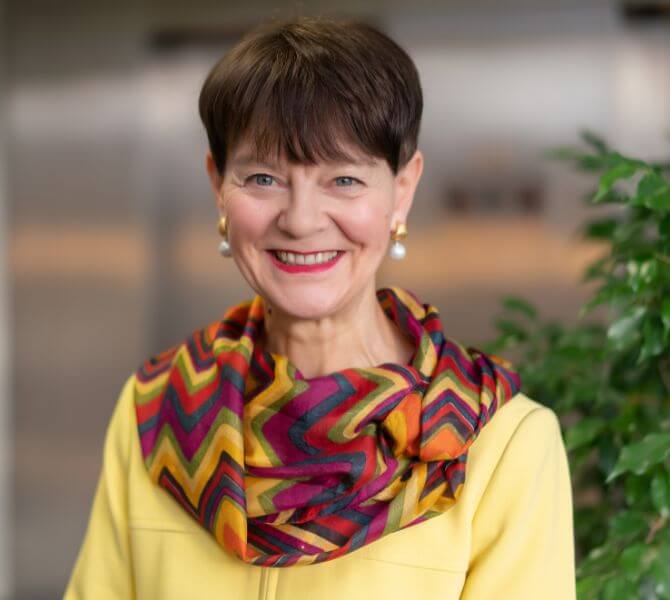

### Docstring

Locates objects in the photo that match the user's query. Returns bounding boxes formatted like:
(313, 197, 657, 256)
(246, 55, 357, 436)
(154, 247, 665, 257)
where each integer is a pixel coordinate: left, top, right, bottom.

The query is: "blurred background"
(1, 0, 669, 597)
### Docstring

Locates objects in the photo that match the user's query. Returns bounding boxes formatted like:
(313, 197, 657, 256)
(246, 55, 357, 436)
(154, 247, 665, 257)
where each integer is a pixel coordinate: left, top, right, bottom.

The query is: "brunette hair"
(198, 15, 423, 176)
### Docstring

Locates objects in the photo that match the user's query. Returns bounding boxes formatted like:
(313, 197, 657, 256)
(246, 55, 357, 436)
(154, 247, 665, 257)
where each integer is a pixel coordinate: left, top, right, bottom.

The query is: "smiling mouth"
(267, 249, 345, 268)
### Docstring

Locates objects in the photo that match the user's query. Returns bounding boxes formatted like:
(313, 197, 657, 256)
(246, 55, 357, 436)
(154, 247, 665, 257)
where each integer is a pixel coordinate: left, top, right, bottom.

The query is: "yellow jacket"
(64, 373, 576, 599)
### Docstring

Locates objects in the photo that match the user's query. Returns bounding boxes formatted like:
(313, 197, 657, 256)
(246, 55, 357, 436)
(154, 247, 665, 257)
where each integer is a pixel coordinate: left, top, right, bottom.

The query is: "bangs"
(231, 83, 382, 169)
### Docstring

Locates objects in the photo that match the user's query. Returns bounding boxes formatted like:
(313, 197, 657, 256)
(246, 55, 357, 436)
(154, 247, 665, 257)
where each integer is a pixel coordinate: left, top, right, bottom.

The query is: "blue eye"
(335, 176, 360, 187)
(247, 173, 275, 187)
(245, 174, 361, 188)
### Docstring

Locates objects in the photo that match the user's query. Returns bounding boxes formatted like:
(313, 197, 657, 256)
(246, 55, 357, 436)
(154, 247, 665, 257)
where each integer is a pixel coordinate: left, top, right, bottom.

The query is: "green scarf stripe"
(382, 485, 407, 535)
(327, 370, 399, 444)
(250, 373, 309, 466)
(257, 479, 295, 515)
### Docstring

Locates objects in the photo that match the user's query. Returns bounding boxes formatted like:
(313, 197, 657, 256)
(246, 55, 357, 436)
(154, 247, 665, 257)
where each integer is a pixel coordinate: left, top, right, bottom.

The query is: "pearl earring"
(388, 222, 407, 260)
(217, 216, 232, 257)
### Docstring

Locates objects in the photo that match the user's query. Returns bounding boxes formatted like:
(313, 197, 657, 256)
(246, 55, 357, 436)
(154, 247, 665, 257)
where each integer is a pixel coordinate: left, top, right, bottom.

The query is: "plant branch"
(646, 514, 668, 544)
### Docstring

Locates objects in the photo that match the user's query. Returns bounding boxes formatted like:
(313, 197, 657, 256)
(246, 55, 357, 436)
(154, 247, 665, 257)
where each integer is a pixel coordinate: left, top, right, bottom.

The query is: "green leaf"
(660, 215, 670, 238)
(576, 575, 605, 599)
(624, 475, 649, 507)
(627, 258, 658, 294)
(594, 162, 643, 203)
(651, 469, 670, 517)
(583, 218, 619, 241)
(579, 281, 629, 317)
(492, 317, 528, 340)
(633, 170, 670, 211)
(607, 432, 670, 481)
(661, 297, 670, 334)
(602, 574, 638, 599)
(607, 306, 646, 349)
(610, 511, 647, 539)
(649, 543, 670, 598)
(543, 146, 583, 161)
(579, 155, 617, 172)
(542, 147, 618, 172)
(598, 435, 620, 477)
(580, 255, 610, 282)
(565, 417, 606, 451)
(637, 315, 666, 365)
(500, 296, 538, 320)
(619, 542, 649, 581)
(578, 544, 618, 577)
(580, 130, 610, 154)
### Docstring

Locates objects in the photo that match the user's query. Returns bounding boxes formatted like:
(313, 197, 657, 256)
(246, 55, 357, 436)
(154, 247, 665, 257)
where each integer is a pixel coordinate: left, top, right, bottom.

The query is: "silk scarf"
(134, 286, 522, 567)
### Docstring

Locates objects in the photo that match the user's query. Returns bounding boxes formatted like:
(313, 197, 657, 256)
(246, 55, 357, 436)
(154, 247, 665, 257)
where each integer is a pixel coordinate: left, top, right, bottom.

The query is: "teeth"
(275, 250, 339, 265)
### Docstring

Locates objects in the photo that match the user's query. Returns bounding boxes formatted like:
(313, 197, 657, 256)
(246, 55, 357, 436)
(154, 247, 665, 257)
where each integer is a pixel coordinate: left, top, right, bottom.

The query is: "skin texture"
(205, 140, 424, 379)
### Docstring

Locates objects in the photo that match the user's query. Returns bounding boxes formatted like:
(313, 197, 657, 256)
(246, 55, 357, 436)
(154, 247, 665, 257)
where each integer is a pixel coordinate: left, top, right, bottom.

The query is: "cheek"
(337, 197, 391, 250)
(225, 195, 272, 246)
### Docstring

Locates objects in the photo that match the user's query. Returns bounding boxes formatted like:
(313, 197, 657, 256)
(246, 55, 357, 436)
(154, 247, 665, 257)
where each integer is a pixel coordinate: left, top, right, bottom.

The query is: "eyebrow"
(229, 152, 377, 169)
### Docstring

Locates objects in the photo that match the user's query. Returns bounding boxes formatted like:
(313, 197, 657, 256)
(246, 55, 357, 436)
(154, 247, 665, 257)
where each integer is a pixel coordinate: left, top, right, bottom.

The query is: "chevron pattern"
(134, 286, 522, 566)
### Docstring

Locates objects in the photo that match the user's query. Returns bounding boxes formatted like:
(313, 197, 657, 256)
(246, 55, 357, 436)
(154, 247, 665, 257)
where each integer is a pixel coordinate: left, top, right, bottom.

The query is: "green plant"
(482, 132, 670, 599)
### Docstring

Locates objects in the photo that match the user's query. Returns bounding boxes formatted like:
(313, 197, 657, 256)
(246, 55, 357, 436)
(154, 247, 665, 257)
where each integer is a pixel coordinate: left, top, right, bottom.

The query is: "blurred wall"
(1, 0, 14, 597)
(5, 0, 670, 597)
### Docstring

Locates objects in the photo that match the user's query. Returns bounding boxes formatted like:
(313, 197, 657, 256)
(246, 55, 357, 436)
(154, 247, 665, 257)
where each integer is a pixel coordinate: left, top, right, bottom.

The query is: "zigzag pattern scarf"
(134, 286, 522, 567)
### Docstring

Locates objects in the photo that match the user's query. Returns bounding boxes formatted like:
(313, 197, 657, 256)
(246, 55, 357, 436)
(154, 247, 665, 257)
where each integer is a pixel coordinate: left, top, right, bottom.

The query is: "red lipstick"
(266, 250, 344, 273)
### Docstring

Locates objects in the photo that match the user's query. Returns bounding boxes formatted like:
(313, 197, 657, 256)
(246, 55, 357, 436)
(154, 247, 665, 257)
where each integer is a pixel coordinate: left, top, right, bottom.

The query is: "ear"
(205, 150, 225, 214)
(390, 149, 424, 228)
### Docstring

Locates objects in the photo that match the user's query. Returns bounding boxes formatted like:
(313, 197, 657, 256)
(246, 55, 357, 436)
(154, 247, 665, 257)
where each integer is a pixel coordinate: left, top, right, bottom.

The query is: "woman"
(64, 15, 575, 599)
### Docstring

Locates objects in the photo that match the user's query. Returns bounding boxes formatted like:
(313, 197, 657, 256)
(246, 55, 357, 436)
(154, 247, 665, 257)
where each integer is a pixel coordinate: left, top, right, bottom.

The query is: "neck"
(260, 283, 415, 379)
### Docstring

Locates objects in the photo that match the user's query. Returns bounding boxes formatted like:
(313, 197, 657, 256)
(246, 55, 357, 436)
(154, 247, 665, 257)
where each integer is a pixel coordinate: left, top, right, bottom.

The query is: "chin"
(265, 284, 347, 320)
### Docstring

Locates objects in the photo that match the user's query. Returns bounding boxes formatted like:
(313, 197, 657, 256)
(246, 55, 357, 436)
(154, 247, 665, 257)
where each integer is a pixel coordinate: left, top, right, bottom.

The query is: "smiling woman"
(64, 14, 576, 600)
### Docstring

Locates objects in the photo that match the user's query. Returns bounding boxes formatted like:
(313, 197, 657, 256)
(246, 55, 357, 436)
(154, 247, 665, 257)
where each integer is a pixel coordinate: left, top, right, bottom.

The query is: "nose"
(276, 179, 328, 238)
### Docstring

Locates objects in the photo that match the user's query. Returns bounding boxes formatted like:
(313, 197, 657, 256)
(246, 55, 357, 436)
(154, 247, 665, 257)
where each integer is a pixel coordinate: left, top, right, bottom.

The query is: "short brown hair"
(198, 16, 423, 176)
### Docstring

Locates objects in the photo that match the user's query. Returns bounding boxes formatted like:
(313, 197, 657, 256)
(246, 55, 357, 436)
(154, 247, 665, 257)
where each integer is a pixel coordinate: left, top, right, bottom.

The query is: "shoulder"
(475, 392, 561, 455)
(105, 371, 140, 439)
(461, 392, 565, 506)
(475, 392, 563, 466)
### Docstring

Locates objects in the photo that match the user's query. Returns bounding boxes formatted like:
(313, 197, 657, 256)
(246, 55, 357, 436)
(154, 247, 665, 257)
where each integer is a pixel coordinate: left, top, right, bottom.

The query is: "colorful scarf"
(134, 286, 521, 567)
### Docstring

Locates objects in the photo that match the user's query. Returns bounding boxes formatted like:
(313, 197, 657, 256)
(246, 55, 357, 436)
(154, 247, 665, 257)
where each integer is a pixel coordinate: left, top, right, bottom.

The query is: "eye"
(246, 173, 275, 187)
(334, 176, 362, 187)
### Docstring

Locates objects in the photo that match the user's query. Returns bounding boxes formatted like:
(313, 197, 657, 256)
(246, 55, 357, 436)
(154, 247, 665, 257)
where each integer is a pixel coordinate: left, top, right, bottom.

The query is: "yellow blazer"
(64, 373, 576, 599)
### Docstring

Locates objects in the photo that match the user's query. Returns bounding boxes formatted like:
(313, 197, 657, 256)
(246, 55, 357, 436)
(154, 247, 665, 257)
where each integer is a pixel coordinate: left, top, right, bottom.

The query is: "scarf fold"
(134, 286, 521, 567)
